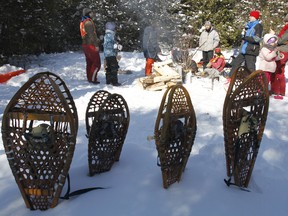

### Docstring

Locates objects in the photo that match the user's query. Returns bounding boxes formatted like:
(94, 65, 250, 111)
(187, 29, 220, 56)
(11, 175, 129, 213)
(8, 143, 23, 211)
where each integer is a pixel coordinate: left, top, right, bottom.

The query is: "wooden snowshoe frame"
(154, 84, 197, 188)
(86, 90, 111, 135)
(1, 72, 78, 210)
(223, 68, 269, 188)
(86, 90, 130, 175)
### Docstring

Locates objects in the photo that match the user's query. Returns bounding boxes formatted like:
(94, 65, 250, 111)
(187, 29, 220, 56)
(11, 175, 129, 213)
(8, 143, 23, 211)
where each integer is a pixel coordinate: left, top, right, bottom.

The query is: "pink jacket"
(258, 34, 281, 73)
(210, 55, 226, 72)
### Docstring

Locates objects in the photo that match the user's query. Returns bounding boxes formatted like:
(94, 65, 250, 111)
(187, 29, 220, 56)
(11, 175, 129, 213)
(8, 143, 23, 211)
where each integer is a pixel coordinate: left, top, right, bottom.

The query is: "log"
(153, 65, 180, 77)
(145, 81, 166, 91)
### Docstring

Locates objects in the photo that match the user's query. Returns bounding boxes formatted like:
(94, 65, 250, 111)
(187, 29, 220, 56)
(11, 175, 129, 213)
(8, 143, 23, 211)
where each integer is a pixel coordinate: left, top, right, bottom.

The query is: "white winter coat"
(258, 34, 281, 73)
(199, 28, 220, 52)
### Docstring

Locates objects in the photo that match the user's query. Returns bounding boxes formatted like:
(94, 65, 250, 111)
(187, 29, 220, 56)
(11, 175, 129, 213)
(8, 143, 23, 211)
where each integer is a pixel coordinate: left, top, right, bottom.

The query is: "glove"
(241, 29, 246, 38)
(118, 44, 123, 51)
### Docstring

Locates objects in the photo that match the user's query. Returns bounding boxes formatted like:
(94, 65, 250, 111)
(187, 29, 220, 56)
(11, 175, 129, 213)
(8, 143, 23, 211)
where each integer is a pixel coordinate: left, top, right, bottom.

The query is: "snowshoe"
(1, 72, 78, 210)
(223, 67, 269, 188)
(154, 84, 197, 188)
(86, 90, 130, 175)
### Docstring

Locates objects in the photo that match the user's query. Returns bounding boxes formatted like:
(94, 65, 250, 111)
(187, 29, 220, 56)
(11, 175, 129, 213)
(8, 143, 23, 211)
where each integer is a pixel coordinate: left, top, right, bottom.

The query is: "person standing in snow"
(80, 8, 101, 84)
(258, 34, 282, 96)
(270, 14, 288, 99)
(199, 21, 220, 69)
(103, 22, 122, 86)
(228, 10, 263, 77)
(142, 25, 161, 76)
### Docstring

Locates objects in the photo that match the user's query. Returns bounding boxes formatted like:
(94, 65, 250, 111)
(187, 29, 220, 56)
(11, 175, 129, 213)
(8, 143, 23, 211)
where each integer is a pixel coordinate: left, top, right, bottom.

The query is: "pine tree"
(0, 0, 287, 63)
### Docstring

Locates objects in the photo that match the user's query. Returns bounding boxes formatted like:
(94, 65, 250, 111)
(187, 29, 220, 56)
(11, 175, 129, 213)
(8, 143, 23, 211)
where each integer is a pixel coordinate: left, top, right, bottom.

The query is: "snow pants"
(202, 50, 214, 69)
(270, 51, 288, 96)
(82, 44, 101, 83)
(229, 53, 256, 77)
(105, 56, 119, 85)
(145, 58, 154, 76)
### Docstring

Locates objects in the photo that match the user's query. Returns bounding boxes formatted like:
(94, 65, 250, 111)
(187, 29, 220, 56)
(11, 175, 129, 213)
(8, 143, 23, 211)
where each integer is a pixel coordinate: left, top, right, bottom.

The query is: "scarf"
(263, 43, 277, 50)
(241, 20, 260, 54)
(81, 15, 90, 22)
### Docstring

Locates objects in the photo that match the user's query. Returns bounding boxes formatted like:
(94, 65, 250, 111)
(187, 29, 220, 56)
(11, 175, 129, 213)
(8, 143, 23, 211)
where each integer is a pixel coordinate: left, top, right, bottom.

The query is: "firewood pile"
(139, 59, 182, 91)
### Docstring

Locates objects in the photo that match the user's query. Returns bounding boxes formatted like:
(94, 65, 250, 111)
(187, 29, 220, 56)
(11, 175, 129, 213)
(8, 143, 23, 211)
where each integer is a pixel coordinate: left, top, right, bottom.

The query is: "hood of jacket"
(263, 33, 277, 44)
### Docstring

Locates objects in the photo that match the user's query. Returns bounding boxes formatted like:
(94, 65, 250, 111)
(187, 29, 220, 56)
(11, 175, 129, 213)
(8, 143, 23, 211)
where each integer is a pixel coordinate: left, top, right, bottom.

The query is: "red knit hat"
(250, 10, 260, 19)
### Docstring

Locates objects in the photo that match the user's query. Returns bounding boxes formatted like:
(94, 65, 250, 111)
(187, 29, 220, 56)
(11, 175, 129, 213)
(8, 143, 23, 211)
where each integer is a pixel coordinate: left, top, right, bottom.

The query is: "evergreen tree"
(178, 0, 238, 49)
(0, 0, 287, 65)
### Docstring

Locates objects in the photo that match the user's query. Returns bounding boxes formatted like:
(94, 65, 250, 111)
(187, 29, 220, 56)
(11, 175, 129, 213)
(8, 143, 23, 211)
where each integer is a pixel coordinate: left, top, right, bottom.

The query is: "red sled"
(0, 69, 26, 83)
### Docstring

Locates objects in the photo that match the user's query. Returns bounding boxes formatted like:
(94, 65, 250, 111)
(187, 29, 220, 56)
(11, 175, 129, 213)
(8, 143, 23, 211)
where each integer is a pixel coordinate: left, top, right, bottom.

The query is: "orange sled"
(0, 69, 26, 83)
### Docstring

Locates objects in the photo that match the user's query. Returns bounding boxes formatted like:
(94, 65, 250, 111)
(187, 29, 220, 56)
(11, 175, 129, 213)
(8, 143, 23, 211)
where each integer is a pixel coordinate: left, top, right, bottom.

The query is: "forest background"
(0, 0, 287, 65)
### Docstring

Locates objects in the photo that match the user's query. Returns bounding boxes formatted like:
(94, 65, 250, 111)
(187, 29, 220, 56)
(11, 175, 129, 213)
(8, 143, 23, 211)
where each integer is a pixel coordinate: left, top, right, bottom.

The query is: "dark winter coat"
(142, 26, 160, 59)
(240, 20, 263, 56)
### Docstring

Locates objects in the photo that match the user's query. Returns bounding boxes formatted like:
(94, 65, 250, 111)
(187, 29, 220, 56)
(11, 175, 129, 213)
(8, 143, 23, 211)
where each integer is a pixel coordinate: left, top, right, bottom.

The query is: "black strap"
(224, 178, 250, 192)
(60, 174, 105, 200)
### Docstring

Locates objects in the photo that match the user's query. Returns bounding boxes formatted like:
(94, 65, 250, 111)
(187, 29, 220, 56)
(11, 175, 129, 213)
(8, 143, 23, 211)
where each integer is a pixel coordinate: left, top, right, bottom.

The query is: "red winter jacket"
(209, 55, 226, 72)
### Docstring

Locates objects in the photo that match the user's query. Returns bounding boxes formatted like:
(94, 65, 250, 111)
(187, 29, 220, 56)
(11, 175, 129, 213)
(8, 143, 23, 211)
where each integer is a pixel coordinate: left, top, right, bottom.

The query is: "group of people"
(80, 8, 122, 86)
(198, 10, 288, 100)
(79, 7, 288, 99)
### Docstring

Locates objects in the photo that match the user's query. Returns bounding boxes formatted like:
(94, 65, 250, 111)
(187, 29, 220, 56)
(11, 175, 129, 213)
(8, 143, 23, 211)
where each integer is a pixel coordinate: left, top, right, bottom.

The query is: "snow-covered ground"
(0, 50, 287, 216)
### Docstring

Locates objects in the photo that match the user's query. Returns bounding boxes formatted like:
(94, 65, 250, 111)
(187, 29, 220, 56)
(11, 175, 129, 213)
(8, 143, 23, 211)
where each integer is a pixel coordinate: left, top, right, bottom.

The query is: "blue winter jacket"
(241, 20, 263, 56)
(104, 30, 117, 58)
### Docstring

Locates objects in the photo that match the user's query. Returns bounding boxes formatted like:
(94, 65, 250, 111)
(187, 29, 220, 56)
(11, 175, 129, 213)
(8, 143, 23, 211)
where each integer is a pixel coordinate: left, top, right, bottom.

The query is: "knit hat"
(83, 8, 92, 16)
(284, 14, 288, 23)
(204, 21, 212, 26)
(105, 22, 116, 31)
(250, 10, 260, 19)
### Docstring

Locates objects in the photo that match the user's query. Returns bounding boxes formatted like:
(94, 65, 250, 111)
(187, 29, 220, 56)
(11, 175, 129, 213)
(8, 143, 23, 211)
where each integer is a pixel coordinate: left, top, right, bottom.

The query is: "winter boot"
(111, 69, 121, 86)
(274, 95, 283, 100)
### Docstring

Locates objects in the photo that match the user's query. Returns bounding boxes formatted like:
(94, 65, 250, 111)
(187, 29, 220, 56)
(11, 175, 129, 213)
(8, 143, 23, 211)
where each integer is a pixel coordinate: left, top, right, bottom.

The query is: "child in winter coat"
(202, 47, 226, 78)
(270, 14, 288, 99)
(258, 33, 282, 96)
(103, 22, 122, 86)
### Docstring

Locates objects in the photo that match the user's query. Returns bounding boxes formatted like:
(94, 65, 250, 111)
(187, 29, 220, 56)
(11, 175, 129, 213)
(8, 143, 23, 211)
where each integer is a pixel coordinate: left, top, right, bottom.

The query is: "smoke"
(118, 0, 182, 48)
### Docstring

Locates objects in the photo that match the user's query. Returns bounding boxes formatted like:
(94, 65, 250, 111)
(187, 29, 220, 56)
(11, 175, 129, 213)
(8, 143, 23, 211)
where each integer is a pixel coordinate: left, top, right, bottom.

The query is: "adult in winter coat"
(270, 14, 288, 98)
(80, 8, 101, 84)
(199, 21, 220, 69)
(103, 22, 122, 86)
(258, 34, 282, 96)
(229, 10, 263, 77)
(142, 25, 161, 76)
